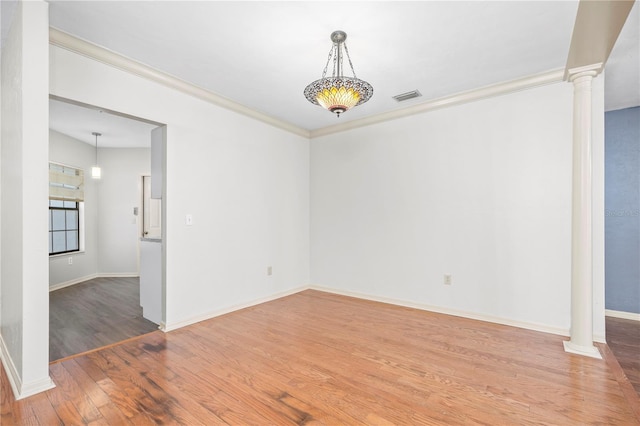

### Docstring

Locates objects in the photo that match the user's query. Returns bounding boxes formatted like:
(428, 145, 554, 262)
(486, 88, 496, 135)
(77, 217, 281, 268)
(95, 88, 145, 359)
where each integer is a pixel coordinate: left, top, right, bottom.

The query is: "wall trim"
(97, 272, 139, 278)
(49, 27, 311, 139)
(594, 332, 606, 344)
(310, 68, 565, 138)
(50, 28, 568, 141)
(50, 273, 139, 292)
(49, 273, 98, 292)
(606, 309, 640, 321)
(0, 335, 55, 400)
(160, 284, 600, 343)
(309, 285, 571, 338)
(161, 286, 308, 332)
(0, 334, 22, 400)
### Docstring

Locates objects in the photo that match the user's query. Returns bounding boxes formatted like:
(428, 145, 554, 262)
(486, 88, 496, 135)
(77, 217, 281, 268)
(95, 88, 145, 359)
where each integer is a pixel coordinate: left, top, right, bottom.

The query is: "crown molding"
(49, 28, 311, 139)
(50, 28, 566, 141)
(310, 68, 565, 138)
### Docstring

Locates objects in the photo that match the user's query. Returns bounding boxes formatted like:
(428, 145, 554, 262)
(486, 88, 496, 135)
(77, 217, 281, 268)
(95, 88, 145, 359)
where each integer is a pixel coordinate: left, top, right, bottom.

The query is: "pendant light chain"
(343, 43, 357, 79)
(320, 40, 358, 80)
(320, 41, 358, 80)
(321, 45, 334, 79)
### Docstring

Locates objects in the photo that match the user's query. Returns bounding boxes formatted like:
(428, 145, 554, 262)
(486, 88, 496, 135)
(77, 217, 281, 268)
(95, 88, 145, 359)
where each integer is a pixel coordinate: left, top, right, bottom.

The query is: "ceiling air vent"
(393, 90, 422, 102)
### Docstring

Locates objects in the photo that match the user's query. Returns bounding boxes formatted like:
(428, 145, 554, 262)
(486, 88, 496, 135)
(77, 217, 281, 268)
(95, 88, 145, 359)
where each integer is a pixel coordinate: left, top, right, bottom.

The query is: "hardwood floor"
(49, 277, 159, 362)
(3, 290, 639, 424)
(607, 316, 640, 395)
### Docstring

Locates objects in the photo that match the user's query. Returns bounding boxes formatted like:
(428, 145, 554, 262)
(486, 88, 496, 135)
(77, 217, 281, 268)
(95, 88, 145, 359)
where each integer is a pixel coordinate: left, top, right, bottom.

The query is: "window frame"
(49, 199, 80, 256)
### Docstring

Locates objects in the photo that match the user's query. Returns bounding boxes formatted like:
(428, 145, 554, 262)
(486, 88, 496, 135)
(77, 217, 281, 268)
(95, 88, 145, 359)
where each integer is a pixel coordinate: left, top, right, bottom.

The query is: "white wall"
(49, 131, 152, 286)
(97, 148, 150, 275)
(0, 0, 53, 399)
(50, 45, 311, 330)
(0, 0, 23, 384)
(49, 130, 99, 287)
(49, 39, 606, 342)
(311, 82, 592, 336)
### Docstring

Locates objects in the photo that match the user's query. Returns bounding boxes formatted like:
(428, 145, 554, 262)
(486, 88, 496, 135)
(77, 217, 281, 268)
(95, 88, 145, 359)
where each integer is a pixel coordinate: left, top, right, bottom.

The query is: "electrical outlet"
(68, 257, 73, 265)
(267, 266, 273, 276)
(444, 274, 452, 285)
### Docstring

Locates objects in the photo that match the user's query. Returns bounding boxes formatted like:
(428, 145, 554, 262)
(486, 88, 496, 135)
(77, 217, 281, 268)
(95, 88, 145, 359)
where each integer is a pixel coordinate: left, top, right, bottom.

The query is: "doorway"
(48, 97, 166, 361)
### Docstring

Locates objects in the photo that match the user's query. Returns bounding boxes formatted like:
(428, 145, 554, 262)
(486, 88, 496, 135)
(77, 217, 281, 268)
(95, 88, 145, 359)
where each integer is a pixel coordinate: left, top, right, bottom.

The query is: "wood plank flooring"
(607, 316, 640, 395)
(2, 290, 639, 424)
(49, 277, 159, 362)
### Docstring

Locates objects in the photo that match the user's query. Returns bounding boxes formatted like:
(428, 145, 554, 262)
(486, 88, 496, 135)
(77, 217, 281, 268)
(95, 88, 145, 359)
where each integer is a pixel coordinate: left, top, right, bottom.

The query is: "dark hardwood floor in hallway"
(3, 290, 638, 424)
(607, 316, 640, 396)
(49, 277, 159, 362)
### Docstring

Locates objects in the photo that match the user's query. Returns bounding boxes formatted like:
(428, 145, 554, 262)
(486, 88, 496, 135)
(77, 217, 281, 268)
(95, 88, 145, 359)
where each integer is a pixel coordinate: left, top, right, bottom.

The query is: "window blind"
(49, 163, 84, 202)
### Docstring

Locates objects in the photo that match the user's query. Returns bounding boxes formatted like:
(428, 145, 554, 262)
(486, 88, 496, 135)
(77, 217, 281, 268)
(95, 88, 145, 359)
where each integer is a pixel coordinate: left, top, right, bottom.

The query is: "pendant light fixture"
(304, 30, 373, 117)
(91, 132, 102, 179)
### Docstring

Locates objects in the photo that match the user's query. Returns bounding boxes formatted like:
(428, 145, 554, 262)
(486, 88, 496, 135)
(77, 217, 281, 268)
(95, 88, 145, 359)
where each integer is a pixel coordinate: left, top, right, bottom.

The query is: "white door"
(143, 175, 162, 238)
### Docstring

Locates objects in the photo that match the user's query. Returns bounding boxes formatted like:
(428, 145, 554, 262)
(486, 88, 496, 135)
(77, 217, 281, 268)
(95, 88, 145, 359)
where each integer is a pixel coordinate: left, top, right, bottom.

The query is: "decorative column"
(563, 64, 602, 359)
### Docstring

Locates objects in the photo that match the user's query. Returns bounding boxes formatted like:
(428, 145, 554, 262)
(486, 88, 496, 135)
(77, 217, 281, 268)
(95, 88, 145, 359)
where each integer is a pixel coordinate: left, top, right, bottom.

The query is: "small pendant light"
(91, 132, 102, 179)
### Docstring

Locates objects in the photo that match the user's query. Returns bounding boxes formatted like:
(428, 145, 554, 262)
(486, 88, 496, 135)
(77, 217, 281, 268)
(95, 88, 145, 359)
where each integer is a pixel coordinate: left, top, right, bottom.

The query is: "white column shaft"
(564, 70, 601, 359)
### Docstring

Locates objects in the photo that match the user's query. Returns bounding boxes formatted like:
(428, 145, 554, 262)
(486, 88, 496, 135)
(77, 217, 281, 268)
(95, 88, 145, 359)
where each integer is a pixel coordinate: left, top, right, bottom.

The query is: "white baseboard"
(98, 272, 139, 278)
(164, 284, 595, 342)
(16, 376, 56, 401)
(593, 333, 606, 344)
(50, 273, 139, 292)
(309, 285, 572, 339)
(0, 334, 22, 399)
(51, 278, 603, 347)
(0, 334, 55, 400)
(161, 285, 308, 332)
(563, 340, 602, 359)
(606, 309, 640, 321)
(49, 273, 98, 291)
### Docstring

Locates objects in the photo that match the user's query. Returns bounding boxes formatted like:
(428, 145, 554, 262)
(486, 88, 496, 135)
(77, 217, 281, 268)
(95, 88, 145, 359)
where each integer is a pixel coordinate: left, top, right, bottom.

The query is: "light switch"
(185, 214, 193, 226)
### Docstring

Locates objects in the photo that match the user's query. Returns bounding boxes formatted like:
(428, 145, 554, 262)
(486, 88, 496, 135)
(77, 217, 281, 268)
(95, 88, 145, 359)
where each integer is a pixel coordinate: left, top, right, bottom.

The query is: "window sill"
(49, 251, 85, 259)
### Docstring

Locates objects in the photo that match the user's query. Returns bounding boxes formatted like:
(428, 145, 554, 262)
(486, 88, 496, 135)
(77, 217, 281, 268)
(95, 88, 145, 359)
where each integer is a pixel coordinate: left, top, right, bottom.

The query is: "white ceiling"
(47, 1, 638, 146)
(49, 99, 159, 148)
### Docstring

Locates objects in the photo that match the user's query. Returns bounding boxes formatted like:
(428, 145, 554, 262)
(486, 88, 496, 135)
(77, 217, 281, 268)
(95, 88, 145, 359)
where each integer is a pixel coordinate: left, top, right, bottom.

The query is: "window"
(49, 163, 84, 256)
(49, 200, 79, 254)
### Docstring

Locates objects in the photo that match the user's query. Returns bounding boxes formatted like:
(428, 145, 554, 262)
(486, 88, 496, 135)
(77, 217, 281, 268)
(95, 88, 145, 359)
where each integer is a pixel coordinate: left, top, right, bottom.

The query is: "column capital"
(567, 63, 603, 82)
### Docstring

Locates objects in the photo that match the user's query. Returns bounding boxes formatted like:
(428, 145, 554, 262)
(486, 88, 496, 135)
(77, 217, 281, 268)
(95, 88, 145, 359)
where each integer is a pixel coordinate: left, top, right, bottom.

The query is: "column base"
(563, 340, 602, 359)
